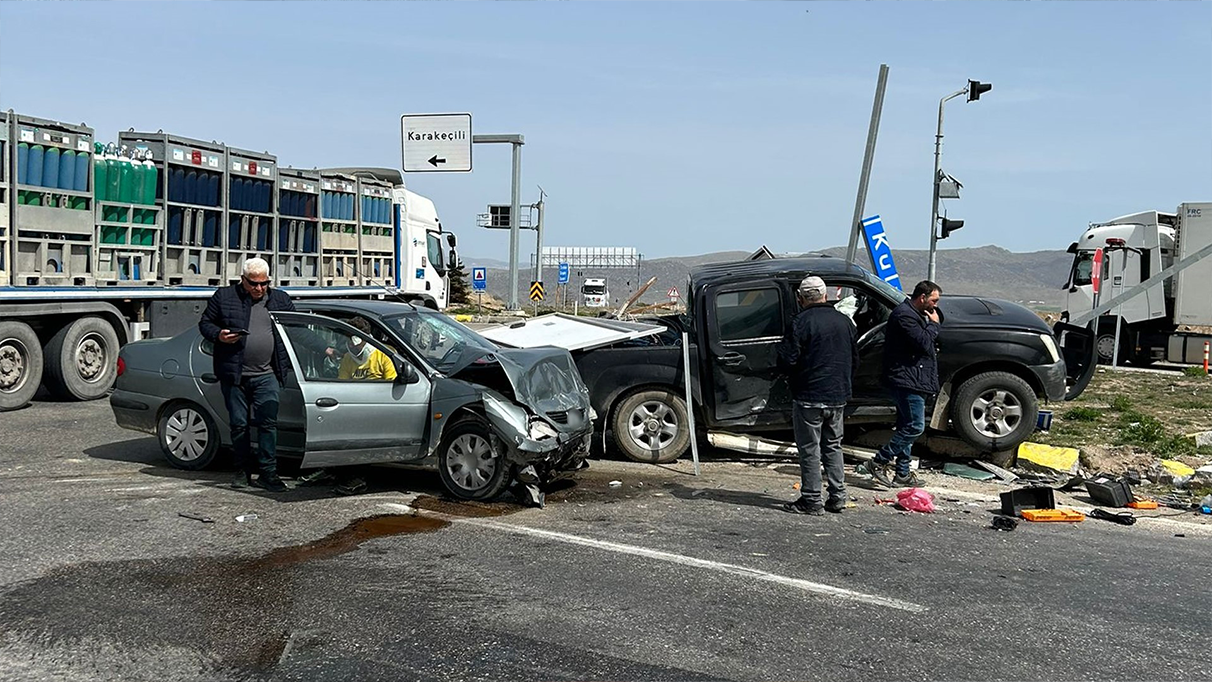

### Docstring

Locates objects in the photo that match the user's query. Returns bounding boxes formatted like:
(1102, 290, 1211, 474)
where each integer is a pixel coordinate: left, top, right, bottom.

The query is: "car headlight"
(528, 418, 558, 440)
(1040, 333, 1061, 364)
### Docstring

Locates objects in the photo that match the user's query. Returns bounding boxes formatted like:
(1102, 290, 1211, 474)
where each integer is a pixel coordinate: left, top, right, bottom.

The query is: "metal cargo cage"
(276, 167, 320, 286)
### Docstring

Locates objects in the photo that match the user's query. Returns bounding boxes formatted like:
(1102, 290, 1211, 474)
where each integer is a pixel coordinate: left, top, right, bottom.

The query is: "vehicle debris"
(1020, 508, 1085, 523)
(178, 512, 214, 524)
(990, 515, 1019, 532)
(942, 463, 996, 481)
(1017, 442, 1081, 475)
(235, 514, 258, 523)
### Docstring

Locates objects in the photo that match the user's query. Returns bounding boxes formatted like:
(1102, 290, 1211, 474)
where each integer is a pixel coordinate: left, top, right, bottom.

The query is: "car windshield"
(385, 311, 497, 372)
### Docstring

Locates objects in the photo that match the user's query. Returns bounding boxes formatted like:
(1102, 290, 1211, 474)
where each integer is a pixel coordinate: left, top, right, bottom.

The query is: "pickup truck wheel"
(157, 402, 220, 470)
(437, 416, 512, 501)
(951, 372, 1038, 452)
(43, 317, 120, 401)
(612, 389, 690, 464)
(0, 321, 43, 412)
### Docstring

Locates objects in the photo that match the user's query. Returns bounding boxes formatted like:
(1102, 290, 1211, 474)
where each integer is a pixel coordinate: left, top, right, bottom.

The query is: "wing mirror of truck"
(446, 233, 457, 248)
(394, 359, 420, 385)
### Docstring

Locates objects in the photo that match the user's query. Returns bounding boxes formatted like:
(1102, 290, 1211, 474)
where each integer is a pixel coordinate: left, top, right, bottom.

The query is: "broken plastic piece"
(178, 512, 214, 524)
(235, 514, 258, 523)
(942, 463, 996, 481)
(1017, 442, 1080, 474)
(1020, 508, 1084, 522)
(608, 480, 622, 487)
(1127, 499, 1159, 510)
(991, 515, 1019, 532)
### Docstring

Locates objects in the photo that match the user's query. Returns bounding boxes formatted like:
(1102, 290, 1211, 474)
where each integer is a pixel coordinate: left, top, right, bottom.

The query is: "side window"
(280, 320, 398, 383)
(1071, 253, 1094, 286)
(714, 287, 783, 342)
(832, 283, 892, 338)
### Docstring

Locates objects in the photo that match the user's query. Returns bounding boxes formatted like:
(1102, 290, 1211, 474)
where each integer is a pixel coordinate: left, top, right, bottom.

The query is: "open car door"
(272, 311, 432, 469)
(1052, 320, 1097, 400)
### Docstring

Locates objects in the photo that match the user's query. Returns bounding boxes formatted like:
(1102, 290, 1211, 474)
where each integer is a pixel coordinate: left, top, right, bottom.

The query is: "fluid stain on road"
(0, 513, 446, 677)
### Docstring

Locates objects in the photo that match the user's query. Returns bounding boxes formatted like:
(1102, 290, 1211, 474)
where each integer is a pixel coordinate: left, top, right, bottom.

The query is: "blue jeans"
(874, 387, 926, 476)
(221, 373, 281, 477)
(792, 402, 846, 505)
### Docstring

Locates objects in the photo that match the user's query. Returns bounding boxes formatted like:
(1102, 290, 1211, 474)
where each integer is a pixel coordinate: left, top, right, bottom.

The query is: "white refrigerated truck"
(1060, 202, 1212, 366)
(580, 278, 609, 308)
(0, 110, 458, 411)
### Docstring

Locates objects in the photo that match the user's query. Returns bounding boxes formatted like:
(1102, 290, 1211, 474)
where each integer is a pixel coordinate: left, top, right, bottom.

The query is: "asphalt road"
(1, 397, 1209, 682)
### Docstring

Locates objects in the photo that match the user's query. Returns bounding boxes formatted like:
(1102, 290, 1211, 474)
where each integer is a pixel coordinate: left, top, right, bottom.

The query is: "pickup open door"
(1052, 320, 1097, 400)
(702, 280, 793, 427)
(272, 311, 432, 469)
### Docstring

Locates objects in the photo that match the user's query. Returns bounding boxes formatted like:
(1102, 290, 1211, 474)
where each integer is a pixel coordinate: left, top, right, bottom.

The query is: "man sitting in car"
(338, 317, 397, 382)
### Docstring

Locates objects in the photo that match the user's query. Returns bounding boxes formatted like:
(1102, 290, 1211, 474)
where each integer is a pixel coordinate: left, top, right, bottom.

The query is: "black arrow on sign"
(428, 155, 447, 167)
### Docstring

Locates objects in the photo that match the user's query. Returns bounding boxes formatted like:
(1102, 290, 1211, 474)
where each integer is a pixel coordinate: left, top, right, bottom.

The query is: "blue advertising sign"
(558, 262, 570, 284)
(472, 266, 487, 291)
(861, 215, 902, 291)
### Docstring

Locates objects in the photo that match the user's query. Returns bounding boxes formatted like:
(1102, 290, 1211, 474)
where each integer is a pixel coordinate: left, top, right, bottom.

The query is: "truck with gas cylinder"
(1060, 202, 1212, 366)
(484, 256, 1093, 464)
(0, 109, 458, 412)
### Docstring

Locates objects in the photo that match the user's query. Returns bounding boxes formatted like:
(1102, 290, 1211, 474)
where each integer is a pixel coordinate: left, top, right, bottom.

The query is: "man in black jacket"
(776, 276, 859, 515)
(861, 280, 942, 488)
(199, 257, 334, 492)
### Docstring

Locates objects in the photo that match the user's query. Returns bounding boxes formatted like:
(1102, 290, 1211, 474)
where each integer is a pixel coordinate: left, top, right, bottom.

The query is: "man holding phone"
(199, 257, 335, 492)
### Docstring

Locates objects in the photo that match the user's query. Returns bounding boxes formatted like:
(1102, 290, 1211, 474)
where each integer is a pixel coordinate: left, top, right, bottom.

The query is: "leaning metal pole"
(928, 87, 968, 282)
(845, 64, 889, 270)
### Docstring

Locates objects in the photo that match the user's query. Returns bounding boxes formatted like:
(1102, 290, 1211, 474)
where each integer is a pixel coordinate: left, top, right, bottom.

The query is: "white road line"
(376, 502, 926, 613)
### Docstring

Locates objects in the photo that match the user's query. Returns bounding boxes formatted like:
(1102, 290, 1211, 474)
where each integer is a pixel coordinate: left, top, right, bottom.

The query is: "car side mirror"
(394, 360, 420, 385)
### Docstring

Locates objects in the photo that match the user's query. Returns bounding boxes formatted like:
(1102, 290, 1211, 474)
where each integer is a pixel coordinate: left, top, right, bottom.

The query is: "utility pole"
(845, 64, 889, 270)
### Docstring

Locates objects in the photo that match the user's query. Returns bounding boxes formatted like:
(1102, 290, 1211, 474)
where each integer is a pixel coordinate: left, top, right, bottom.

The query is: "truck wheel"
(0, 321, 43, 412)
(157, 402, 220, 470)
(951, 372, 1038, 452)
(437, 415, 513, 501)
(612, 389, 690, 464)
(43, 317, 120, 401)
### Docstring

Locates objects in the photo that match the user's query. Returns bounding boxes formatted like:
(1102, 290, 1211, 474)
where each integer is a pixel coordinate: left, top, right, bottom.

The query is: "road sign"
(530, 281, 546, 302)
(558, 263, 570, 284)
(401, 113, 472, 173)
(472, 267, 487, 292)
(1091, 247, 1103, 295)
(667, 286, 680, 300)
(861, 215, 902, 291)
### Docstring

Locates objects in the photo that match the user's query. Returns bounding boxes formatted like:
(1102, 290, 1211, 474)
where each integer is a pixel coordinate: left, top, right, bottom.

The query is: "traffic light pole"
(473, 134, 525, 309)
(928, 87, 968, 282)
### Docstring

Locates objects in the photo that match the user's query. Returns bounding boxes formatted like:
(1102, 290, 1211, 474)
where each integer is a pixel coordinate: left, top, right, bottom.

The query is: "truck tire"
(950, 371, 1038, 452)
(157, 401, 220, 470)
(0, 321, 44, 412)
(437, 415, 513, 501)
(611, 389, 690, 464)
(43, 317, 121, 401)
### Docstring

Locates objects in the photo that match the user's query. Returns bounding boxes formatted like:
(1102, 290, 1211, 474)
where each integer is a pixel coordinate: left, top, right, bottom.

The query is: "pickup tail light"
(116, 357, 126, 377)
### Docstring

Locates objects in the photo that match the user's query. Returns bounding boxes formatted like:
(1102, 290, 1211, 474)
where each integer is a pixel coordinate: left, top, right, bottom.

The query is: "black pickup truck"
(569, 256, 1094, 463)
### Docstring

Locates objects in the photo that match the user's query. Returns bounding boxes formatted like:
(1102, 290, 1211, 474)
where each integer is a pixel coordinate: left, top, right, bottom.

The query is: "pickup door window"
(272, 311, 431, 469)
(827, 282, 895, 407)
(705, 284, 792, 425)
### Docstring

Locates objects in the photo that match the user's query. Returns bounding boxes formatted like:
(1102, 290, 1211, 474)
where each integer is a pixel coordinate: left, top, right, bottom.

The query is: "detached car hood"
(451, 346, 593, 432)
(942, 296, 1051, 333)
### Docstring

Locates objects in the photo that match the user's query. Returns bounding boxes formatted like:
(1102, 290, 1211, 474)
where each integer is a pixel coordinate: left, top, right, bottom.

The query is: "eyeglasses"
(244, 278, 270, 288)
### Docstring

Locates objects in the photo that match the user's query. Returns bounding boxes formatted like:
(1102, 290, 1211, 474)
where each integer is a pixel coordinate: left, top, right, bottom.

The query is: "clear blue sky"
(2, 1, 1208, 262)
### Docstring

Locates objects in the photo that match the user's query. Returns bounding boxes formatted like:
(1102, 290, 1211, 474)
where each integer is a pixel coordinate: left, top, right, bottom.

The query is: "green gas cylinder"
(105, 145, 122, 202)
(93, 143, 108, 200)
(140, 150, 158, 206)
(117, 146, 135, 204)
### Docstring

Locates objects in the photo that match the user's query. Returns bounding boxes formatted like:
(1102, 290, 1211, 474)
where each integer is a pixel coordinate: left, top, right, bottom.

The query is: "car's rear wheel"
(0, 321, 43, 412)
(158, 402, 220, 470)
(612, 389, 689, 464)
(951, 371, 1038, 452)
(437, 415, 512, 501)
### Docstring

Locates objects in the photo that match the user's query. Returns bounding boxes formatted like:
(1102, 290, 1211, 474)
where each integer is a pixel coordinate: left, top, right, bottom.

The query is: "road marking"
(377, 502, 926, 613)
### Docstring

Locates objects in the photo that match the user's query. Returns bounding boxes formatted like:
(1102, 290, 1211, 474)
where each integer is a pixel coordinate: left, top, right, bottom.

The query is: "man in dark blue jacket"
(776, 276, 859, 515)
(862, 280, 942, 488)
(199, 257, 334, 492)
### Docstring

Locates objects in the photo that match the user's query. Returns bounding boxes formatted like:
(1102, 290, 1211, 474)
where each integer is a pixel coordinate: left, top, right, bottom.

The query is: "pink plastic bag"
(895, 487, 935, 513)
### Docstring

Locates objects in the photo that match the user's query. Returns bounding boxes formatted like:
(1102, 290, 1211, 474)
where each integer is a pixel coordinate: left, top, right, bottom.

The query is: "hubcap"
(970, 389, 1023, 438)
(445, 433, 498, 492)
(0, 340, 29, 393)
(75, 332, 107, 383)
(1096, 334, 1116, 362)
(628, 400, 679, 451)
(164, 408, 209, 461)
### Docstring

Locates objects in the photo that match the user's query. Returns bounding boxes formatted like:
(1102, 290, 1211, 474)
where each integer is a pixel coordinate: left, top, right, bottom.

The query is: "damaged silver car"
(109, 300, 594, 506)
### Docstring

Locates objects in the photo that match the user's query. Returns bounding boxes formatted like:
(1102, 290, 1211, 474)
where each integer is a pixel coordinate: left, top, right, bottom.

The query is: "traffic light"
(968, 80, 993, 102)
(940, 218, 965, 239)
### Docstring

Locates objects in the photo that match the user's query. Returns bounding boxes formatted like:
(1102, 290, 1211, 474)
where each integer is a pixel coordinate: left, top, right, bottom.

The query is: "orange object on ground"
(1020, 508, 1085, 522)
(1127, 500, 1159, 510)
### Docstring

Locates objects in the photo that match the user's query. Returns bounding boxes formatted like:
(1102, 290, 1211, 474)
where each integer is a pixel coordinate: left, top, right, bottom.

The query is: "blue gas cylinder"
(74, 150, 90, 192)
(202, 211, 217, 247)
(183, 170, 198, 205)
(26, 145, 45, 187)
(228, 216, 241, 248)
(206, 171, 220, 206)
(42, 146, 61, 189)
(17, 142, 29, 184)
(58, 150, 77, 190)
(305, 193, 316, 219)
(167, 208, 183, 244)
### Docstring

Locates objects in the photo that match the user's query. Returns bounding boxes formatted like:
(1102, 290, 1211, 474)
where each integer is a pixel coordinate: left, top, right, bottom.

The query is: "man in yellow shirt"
(338, 332, 397, 381)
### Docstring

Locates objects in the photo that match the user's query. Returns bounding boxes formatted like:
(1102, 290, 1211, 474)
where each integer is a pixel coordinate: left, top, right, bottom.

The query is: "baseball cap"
(798, 275, 826, 296)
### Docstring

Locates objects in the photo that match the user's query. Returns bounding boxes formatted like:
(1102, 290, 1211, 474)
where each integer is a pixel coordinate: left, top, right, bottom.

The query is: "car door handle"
(717, 352, 745, 366)
(315, 398, 339, 408)
(201, 373, 219, 384)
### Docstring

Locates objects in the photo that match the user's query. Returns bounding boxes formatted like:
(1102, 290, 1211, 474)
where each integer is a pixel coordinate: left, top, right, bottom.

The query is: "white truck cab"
(581, 278, 609, 308)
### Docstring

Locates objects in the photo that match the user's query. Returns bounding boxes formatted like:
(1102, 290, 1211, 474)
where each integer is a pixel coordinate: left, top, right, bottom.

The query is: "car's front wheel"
(950, 371, 1038, 452)
(437, 415, 513, 501)
(157, 402, 220, 470)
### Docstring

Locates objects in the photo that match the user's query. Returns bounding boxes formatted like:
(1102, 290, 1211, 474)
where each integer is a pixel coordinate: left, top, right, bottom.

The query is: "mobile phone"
(227, 328, 249, 336)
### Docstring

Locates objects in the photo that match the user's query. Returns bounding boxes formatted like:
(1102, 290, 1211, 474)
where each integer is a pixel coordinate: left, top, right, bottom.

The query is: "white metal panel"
(1174, 203, 1212, 326)
(478, 313, 665, 352)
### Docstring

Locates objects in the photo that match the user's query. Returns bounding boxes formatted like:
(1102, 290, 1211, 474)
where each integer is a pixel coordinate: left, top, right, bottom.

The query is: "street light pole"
(928, 86, 968, 283)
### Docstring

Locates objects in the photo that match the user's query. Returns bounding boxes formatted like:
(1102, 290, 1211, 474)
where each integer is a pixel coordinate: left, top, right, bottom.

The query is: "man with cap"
(776, 275, 859, 515)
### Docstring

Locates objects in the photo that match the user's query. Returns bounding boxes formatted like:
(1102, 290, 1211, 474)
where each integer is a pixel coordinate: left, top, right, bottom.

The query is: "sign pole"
(845, 64, 888, 270)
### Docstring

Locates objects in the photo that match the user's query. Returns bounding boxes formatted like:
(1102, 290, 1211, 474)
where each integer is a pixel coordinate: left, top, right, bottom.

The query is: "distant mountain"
(460, 256, 511, 270)
(472, 245, 1074, 312)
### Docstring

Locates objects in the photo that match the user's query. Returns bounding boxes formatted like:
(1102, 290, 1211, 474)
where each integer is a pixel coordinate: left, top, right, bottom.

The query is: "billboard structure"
(536, 247, 640, 269)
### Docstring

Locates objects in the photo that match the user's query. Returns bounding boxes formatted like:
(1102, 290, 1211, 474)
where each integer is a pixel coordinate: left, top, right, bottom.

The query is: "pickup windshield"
(385, 311, 497, 373)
